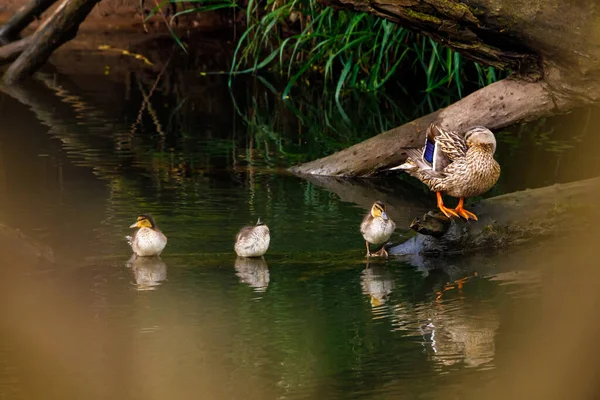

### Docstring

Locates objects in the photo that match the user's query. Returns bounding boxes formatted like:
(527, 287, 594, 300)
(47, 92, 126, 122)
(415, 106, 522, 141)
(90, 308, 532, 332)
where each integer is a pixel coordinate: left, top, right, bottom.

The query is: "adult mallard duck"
(126, 214, 167, 257)
(360, 201, 396, 257)
(391, 124, 501, 220)
(234, 218, 270, 258)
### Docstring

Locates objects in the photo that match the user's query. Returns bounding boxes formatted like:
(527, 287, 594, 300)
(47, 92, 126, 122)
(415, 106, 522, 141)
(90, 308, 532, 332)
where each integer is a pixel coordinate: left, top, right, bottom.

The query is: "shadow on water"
(0, 47, 599, 399)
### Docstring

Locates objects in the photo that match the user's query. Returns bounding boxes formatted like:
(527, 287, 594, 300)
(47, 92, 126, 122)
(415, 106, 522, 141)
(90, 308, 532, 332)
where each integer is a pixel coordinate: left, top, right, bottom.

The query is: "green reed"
(151, 0, 506, 103)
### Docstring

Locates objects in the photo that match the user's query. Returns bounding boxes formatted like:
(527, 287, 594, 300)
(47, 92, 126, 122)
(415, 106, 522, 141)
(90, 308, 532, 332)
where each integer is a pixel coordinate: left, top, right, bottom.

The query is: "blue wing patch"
(423, 138, 435, 164)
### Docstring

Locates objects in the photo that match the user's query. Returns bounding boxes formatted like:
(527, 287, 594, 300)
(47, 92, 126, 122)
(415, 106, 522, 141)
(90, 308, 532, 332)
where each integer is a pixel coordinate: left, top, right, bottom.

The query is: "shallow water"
(0, 67, 598, 399)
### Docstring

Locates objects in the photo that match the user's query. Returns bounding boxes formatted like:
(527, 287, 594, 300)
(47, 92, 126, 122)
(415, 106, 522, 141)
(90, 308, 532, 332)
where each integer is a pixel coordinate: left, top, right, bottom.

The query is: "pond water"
(0, 63, 599, 400)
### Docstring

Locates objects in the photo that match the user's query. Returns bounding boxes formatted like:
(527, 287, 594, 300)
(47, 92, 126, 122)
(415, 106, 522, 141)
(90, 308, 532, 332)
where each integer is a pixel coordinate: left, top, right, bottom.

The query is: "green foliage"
(151, 0, 507, 101)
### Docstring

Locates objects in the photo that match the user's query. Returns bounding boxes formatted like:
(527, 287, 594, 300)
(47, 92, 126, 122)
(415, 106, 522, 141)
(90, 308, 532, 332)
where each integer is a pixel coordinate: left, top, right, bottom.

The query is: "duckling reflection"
(234, 256, 270, 293)
(126, 254, 167, 291)
(360, 264, 394, 308)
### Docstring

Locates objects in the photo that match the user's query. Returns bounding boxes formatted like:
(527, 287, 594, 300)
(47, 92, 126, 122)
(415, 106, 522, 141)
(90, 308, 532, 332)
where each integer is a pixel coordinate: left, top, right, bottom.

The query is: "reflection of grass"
(230, 75, 419, 164)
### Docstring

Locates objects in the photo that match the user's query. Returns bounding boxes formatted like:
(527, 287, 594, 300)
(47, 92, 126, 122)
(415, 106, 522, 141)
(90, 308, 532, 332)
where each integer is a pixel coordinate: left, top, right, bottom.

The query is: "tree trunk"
(0, 37, 33, 64)
(291, 0, 600, 176)
(2, 0, 100, 85)
(0, 0, 59, 43)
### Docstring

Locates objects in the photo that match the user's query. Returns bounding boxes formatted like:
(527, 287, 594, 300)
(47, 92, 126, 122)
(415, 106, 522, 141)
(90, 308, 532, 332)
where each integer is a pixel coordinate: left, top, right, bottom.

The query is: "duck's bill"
(129, 222, 139, 228)
(381, 211, 389, 221)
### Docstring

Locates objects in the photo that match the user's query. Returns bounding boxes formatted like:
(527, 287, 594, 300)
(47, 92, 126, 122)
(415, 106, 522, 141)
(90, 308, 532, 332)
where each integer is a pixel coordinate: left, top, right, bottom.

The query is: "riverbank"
(1, 0, 233, 79)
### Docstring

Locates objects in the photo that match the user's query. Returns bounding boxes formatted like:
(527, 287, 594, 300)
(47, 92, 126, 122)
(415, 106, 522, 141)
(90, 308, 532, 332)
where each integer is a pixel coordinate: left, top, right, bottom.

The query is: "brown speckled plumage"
(126, 214, 167, 257)
(234, 219, 271, 258)
(409, 143, 500, 198)
(392, 124, 501, 220)
(399, 125, 500, 199)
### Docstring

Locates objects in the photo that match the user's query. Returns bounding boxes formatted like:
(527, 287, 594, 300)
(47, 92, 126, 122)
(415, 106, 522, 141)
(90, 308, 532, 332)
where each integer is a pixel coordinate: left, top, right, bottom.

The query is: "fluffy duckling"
(360, 201, 396, 257)
(126, 214, 167, 257)
(390, 124, 500, 220)
(234, 218, 270, 258)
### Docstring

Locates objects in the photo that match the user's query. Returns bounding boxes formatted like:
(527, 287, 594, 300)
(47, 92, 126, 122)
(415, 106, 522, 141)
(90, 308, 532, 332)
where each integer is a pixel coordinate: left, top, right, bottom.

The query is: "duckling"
(360, 201, 396, 257)
(126, 214, 167, 257)
(234, 218, 270, 258)
(390, 124, 501, 220)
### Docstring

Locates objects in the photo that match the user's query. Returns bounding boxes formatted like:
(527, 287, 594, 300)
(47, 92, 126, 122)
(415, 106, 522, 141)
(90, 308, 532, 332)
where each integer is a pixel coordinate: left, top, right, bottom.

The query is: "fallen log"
(0, 0, 59, 43)
(290, 78, 579, 176)
(2, 0, 100, 85)
(390, 177, 600, 256)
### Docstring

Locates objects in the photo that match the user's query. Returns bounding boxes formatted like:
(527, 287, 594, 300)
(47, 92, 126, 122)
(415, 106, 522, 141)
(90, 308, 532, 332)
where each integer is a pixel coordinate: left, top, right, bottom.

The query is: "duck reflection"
(420, 301, 500, 368)
(391, 278, 500, 369)
(234, 257, 270, 293)
(126, 255, 167, 291)
(361, 264, 394, 309)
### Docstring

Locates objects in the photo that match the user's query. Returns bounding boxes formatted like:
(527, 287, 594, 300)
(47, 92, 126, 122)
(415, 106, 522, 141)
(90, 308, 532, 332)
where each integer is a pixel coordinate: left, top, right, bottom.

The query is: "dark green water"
(0, 67, 598, 399)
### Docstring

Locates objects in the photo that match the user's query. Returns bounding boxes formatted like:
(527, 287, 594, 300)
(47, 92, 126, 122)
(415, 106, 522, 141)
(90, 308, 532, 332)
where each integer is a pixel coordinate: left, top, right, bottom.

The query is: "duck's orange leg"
(454, 197, 478, 221)
(436, 192, 459, 218)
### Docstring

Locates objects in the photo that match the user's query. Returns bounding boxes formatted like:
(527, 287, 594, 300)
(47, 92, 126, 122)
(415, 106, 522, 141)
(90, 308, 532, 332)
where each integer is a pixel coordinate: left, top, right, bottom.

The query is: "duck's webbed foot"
(436, 192, 459, 219)
(454, 197, 478, 221)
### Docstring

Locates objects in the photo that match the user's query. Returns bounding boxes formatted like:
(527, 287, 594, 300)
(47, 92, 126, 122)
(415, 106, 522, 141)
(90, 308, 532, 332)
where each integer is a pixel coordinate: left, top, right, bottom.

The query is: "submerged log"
(294, 174, 600, 257)
(297, 174, 431, 229)
(291, 0, 600, 177)
(390, 177, 600, 256)
(2, 0, 100, 85)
